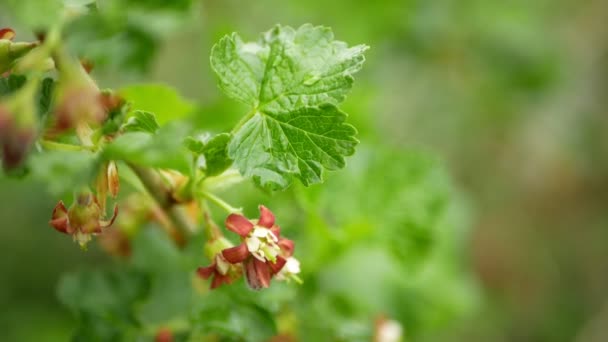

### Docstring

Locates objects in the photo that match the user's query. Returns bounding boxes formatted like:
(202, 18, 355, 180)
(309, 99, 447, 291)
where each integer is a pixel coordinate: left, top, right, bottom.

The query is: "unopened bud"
(107, 161, 119, 197)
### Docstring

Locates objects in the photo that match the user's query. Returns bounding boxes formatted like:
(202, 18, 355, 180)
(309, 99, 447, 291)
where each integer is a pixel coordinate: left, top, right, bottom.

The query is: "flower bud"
(0, 29, 38, 74)
(53, 53, 106, 132)
(0, 78, 38, 170)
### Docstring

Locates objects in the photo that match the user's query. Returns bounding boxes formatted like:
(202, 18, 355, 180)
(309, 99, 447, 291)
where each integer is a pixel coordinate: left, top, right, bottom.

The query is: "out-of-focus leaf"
(57, 267, 148, 340)
(121, 110, 160, 134)
(192, 287, 277, 342)
(131, 228, 194, 325)
(63, 0, 196, 73)
(28, 150, 99, 196)
(2, 0, 63, 29)
(119, 84, 195, 125)
(102, 123, 192, 173)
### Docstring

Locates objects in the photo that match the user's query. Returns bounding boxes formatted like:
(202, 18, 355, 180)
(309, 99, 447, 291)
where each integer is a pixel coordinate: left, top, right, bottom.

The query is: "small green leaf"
(183, 136, 205, 154)
(121, 110, 160, 133)
(211, 24, 367, 189)
(119, 84, 195, 125)
(202, 133, 232, 176)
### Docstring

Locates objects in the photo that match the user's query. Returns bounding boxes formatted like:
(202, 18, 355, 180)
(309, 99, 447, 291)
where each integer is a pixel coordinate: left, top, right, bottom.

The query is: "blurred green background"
(2, 0, 608, 341)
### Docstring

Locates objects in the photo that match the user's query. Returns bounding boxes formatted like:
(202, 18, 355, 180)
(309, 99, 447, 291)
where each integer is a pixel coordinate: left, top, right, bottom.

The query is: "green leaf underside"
(211, 24, 367, 189)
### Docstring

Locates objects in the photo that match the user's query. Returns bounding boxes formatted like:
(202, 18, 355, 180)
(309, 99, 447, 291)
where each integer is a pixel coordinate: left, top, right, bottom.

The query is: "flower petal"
(257, 205, 275, 228)
(51, 201, 68, 220)
(221, 243, 249, 263)
(100, 204, 119, 228)
(196, 264, 216, 279)
(211, 273, 232, 289)
(244, 258, 271, 290)
(225, 213, 254, 236)
(254, 258, 271, 289)
(268, 256, 287, 275)
(278, 238, 295, 257)
(270, 225, 281, 238)
(49, 217, 70, 234)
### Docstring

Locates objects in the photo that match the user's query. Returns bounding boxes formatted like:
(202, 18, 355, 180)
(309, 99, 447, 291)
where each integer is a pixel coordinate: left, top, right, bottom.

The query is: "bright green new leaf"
(121, 110, 160, 134)
(119, 83, 195, 125)
(211, 24, 368, 189)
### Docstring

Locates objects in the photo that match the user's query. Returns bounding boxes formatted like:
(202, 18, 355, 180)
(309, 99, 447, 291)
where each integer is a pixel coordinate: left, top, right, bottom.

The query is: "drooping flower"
(220, 205, 300, 289)
(196, 236, 242, 289)
(49, 192, 118, 248)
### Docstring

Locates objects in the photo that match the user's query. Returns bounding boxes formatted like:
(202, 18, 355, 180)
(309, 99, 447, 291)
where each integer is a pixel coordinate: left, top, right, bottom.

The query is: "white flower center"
(245, 226, 280, 262)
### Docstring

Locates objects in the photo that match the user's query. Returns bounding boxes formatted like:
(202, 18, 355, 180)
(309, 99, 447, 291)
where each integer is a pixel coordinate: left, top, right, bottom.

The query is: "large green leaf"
(211, 24, 367, 190)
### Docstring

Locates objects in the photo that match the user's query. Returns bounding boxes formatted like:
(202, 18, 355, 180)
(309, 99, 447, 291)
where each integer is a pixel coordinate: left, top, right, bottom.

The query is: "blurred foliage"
(1, 0, 608, 341)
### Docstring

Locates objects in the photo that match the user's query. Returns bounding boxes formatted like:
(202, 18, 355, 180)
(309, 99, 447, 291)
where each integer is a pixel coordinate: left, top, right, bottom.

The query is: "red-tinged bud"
(155, 328, 173, 342)
(49, 192, 119, 248)
(0, 28, 15, 40)
(0, 79, 39, 170)
(95, 161, 120, 212)
(108, 161, 120, 197)
(53, 54, 106, 132)
(2, 127, 35, 170)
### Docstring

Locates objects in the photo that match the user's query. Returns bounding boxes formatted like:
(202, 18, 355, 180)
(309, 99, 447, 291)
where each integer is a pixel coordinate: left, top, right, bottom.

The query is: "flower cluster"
(197, 206, 301, 290)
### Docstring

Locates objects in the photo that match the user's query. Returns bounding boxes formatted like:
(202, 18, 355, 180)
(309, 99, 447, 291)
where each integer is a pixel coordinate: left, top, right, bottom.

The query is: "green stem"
(200, 191, 242, 214)
(128, 164, 196, 240)
(39, 140, 87, 152)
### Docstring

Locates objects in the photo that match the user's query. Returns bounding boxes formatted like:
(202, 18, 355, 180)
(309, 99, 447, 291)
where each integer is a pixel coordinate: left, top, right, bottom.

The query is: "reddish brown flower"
(49, 192, 118, 248)
(196, 236, 242, 289)
(197, 254, 236, 289)
(220, 206, 298, 290)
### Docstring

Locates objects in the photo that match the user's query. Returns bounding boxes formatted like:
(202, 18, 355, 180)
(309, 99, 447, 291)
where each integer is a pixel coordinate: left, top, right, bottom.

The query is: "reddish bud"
(155, 328, 173, 342)
(0, 28, 15, 40)
(107, 161, 120, 197)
